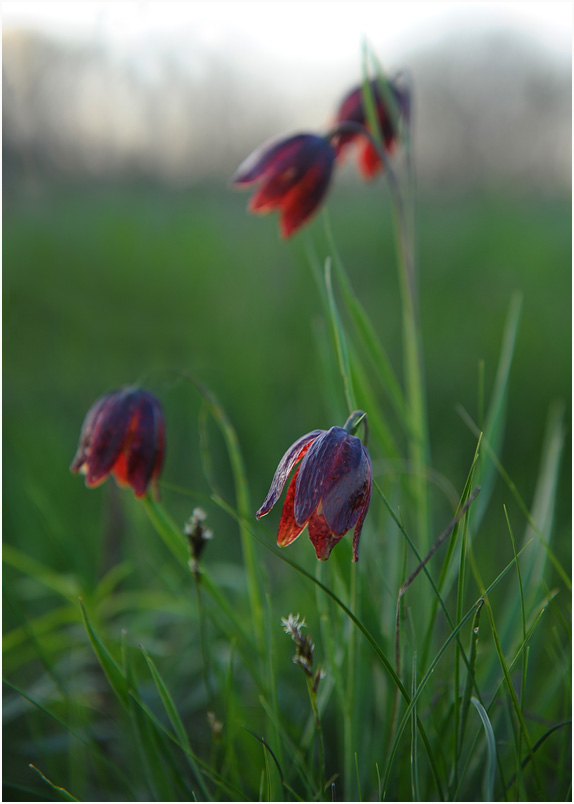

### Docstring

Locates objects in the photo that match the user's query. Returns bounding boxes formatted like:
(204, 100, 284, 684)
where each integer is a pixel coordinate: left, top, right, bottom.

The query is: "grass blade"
(28, 764, 79, 802)
(324, 256, 356, 413)
(140, 644, 211, 800)
(469, 697, 497, 801)
(79, 599, 128, 707)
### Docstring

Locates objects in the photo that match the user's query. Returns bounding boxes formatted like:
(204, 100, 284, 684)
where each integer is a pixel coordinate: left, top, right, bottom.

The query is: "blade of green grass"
(469, 697, 497, 801)
(140, 644, 211, 800)
(3, 544, 81, 601)
(79, 598, 129, 707)
(483, 598, 544, 798)
(411, 654, 420, 802)
(472, 292, 522, 527)
(323, 212, 407, 431)
(324, 257, 357, 413)
(457, 406, 571, 590)
(520, 400, 566, 594)
(28, 764, 79, 802)
(4, 678, 135, 797)
(179, 371, 265, 652)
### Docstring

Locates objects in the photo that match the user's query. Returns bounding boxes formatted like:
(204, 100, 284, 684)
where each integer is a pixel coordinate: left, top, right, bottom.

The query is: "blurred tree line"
(3, 24, 571, 194)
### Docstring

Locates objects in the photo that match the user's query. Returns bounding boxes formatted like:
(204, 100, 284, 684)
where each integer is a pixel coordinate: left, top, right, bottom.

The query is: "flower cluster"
(232, 75, 409, 237)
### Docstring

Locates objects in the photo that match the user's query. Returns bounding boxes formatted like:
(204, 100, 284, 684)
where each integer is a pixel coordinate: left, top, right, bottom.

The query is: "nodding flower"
(70, 387, 165, 499)
(331, 77, 410, 178)
(231, 133, 336, 238)
(256, 412, 371, 562)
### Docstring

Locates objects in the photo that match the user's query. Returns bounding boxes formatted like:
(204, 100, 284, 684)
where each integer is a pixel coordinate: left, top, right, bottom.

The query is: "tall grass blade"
(323, 213, 407, 427)
(473, 292, 522, 526)
(179, 371, 265, 650)
(521, 400, 566, 593)
(28, 764, 79, 802)
(483, 599, 544, 798)
(3, 544, 80, 601)
(469, 697, 497, 801)
(457, 406, 571, 589)
(324, 257, 356, 413)
(79, 599, 129, 707)
(410, 654, 420, 801)
(140, 645, 211, 800)
(458, 599, 484, 752)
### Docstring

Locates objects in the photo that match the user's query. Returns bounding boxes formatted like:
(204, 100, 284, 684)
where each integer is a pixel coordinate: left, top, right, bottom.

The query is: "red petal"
(358, 140, 383, 179)
(277, 469, 307, 547)
(279, 160, 333, 238)
(307, 511, 341, 561)
(115, 392, 165, 498)
(248, 165, 301, 213)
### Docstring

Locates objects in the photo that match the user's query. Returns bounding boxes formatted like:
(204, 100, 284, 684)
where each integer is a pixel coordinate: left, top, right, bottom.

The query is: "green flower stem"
(343, 563, 358, 802)
(193, 572, 213, 713)
(306, 677, 325, 800)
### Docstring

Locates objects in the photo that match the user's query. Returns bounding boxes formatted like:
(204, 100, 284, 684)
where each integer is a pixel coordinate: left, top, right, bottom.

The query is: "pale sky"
(3, 1, 572, 66)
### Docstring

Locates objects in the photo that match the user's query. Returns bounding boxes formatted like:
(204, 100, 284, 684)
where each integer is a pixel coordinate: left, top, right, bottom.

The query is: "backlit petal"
(321, 444, 371, 535)
(82, 389, 139, 487)
(307, 511, 342, 561)
(351, 476, 372, 563)
(232, 134, 313, 185)
(277, 469, 307, 547)
(120, 392, 165, 498)
(256, 430, 324, 519)
(294, 427, 364, 526)
(279, 158, 334, 238)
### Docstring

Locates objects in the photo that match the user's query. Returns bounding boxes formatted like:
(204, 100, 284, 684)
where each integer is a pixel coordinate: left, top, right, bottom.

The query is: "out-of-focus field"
(3, 180, 571, 798)
(4, 182, 570, 564)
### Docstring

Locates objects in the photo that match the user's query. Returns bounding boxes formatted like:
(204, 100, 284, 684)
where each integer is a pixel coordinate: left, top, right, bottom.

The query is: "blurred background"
(3, 0, 571, 546)
(3, 3, 571, 796)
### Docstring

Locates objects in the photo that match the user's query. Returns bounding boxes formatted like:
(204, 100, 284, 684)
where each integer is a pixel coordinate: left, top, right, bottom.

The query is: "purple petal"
(71, 389, 139, 487)
(294, 427, 364, 526)
(256, 430, 324, 519)
(231, 134, 314, 186)
(123, 392, 165, 498)
(321, 444, 371, 535)
(70, 391, 116, 474)
(351, 476, 372, 562)
(279, 150, 335, 237)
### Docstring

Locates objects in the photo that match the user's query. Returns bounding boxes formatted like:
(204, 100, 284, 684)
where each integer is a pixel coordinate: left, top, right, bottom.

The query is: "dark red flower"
(70, 388, 165, 499)
(332, 78, 409, 178)
(232, 133, 336, 238)
(256, 420, 372, 562)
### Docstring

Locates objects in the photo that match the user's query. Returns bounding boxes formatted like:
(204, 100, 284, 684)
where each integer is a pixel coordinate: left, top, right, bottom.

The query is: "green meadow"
(3, 179, 571, 801)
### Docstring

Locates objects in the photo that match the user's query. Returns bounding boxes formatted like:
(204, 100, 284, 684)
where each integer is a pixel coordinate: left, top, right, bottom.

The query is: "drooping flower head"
(231, 133, 336, 238)
(331, 77, 410, 178)
(70, 387, 165, 499)
(256, 411, 371, 562)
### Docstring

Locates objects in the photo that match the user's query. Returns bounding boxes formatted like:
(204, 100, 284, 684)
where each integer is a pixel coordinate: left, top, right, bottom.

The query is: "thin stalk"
(193, 572, 213, 712)
(343, 563, 359, 802)
(306, 677, 326, 800)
